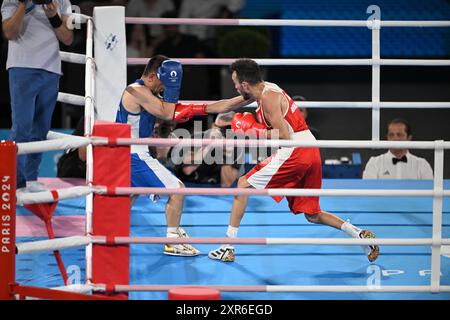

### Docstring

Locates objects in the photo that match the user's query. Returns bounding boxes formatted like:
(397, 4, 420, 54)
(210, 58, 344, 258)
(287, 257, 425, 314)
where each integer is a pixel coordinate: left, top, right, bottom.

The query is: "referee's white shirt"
(362, 151, 433, 180)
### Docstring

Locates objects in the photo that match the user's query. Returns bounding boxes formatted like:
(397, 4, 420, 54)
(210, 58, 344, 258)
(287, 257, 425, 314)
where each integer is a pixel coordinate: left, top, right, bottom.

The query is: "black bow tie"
(392, 156, 407, 165)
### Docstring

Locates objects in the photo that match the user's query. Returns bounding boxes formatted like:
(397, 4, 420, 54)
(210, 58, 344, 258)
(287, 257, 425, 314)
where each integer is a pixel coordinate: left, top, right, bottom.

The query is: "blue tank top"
(116, 79, 156, 154)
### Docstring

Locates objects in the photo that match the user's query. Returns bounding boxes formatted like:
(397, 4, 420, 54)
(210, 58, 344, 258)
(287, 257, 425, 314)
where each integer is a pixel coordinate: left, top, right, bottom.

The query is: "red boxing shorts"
(245, 141, 322, 215)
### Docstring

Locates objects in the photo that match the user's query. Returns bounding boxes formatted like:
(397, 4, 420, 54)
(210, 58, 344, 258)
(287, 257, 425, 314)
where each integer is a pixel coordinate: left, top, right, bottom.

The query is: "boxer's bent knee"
(237, 176, 250, 188)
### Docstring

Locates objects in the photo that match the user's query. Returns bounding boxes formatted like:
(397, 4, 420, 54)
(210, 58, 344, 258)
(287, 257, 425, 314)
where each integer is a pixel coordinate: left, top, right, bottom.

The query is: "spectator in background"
(149, 118, 177, 169)
(126, 0, 174, 37)
(174, 112, 242, 187)
(292, 95, 321, 139)
(363, 118, 433, 179)
(179, 0, 245, 41)
(151, 9, 211, 103)
(2, 0, 74, 191)
(57, 116, 86, 178)
(126, 24, 152, 58)
(152, 10, 206, 58)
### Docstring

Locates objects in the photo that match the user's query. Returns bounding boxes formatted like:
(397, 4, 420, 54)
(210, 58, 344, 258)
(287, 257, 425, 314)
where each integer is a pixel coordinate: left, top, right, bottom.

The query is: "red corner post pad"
(92, 121, 131, 299)
(0, 141, 16, 300)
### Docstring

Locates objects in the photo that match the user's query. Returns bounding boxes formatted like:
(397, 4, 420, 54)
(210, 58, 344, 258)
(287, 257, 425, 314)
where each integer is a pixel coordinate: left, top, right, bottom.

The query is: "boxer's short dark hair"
(230, 58, 263, 85)
(143, 54, 169, 76)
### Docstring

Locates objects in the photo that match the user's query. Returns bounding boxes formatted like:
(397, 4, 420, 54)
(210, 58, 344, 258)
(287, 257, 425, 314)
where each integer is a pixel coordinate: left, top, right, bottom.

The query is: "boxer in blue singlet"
(116, 54, 250, 256)
(116, 55, 208, 256)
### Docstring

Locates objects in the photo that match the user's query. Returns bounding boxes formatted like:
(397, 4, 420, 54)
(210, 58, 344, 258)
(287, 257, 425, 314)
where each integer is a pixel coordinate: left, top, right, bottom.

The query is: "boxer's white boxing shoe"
(164, 227, 200, 256)
(359, 229, 380, 262)
(208, 245, 235, 262)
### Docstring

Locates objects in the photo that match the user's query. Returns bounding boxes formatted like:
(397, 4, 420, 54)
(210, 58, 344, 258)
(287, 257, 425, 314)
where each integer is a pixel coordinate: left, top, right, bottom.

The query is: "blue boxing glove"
(157, 60, 183, 103)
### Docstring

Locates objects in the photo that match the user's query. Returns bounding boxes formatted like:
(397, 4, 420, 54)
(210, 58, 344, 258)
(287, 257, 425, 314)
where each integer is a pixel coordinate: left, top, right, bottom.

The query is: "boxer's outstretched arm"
(125, 86, 175, 120)
(205, 96, 253, 114)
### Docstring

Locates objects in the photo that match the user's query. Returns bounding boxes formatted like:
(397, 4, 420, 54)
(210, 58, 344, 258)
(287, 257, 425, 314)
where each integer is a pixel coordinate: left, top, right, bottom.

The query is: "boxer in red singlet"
(205, 59, 379, 263)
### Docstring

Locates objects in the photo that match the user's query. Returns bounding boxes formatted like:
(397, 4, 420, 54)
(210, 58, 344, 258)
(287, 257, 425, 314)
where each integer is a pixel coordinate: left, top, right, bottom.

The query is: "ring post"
(431, 140, 444, 293)
(93, 6, 126, 122)
(371, 18, 381, 141)
(0, 141, 16, 300)
(91, 121, 131, 298)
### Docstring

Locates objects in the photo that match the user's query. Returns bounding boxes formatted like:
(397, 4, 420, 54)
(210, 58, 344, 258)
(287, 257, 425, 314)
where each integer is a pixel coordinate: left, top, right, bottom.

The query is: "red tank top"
(255, 83, 308, 134)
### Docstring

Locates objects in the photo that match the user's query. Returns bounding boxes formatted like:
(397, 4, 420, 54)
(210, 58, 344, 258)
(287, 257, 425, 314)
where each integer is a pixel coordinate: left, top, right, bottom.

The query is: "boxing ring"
(1, 7, 450, 300)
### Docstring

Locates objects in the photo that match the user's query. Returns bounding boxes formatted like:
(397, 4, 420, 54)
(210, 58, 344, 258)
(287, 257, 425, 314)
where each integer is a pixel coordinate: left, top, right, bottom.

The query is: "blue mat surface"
(16, 179, 450, 300)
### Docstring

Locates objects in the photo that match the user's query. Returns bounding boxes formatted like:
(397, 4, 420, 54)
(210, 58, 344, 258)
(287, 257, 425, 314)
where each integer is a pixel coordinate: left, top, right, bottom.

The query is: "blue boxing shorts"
(131, 153, 182, 201)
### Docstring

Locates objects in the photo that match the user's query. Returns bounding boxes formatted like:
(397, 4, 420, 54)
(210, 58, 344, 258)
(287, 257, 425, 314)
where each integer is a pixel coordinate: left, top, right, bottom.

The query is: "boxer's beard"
(240, 91, 251, 100)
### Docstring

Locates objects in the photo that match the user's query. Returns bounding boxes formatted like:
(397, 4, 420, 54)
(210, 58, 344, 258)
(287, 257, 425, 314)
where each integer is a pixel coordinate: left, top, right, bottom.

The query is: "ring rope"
(46, 283, 450, 294)
(15, 136, 450, 154)
(111, 137, 450, 150)
(55, 95, 450, 109)
(16, 135, 92, 155)
(127, 57, 450, 66)
(188, 100, 450, 109)
(45, 283, 450, 293)
(124, 17, 450, 28)
(15, 235, 450, 255)
(16, 186, 101, 205)
(104, 284, 450, 293)
(14, 184, 450, 206)
(57, 92, 85, 106)
(113, 187, 450, 198)
(60, 51, 86, 64)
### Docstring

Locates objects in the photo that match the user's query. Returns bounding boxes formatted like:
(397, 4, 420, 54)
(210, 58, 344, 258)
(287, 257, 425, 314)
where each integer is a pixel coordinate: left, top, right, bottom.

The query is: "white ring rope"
(57, 92, 85, 106)
(125, 17, 450, 28)
(185, 100, 450, 109)
(113, 187, 450, 198)
(16, 135, 92, 155)
(110, 284, 450, 293)
(71, 13, 91, 24)
(113, 138, 450, 150)
(17, 236, 92, 254)
(15, 136, 450, 155)
(49, 283, 450, 294)
(128, 57, 450, 67)
(46, 131, 76, 140)
(54, 96, 450, 109)
(14, 183, 450, 206)
(15, 186, 104, 205)
(60, 51, 86, 65)
(114, 237, 450, 246)
(274, 101, 450, 109)
(50, 284, 95, 295)
(15, 235, 450, 254)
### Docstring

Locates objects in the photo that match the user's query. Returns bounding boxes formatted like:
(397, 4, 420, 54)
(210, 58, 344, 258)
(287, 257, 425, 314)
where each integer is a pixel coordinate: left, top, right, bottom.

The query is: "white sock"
(167, 227, 178, 237)
(224, 226, 238, 248)
(341, 221, 362, 238)
(226, 226, 238, 238)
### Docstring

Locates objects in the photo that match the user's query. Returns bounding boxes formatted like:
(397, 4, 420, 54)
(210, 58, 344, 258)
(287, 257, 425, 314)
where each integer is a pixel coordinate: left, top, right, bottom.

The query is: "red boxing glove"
(173, 103, 207, 123)
(231, 112, 267, 137)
